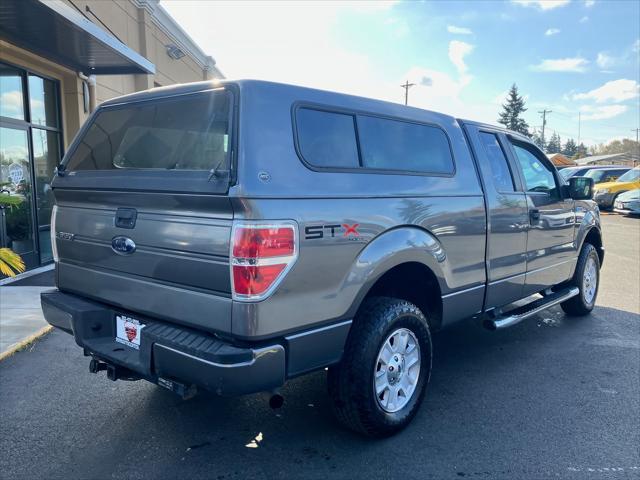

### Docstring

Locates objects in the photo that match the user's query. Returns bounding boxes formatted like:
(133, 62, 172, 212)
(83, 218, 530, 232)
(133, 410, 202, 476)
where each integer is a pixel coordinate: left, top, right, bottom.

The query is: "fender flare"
(572, 209, 603, 276)
(340, 226, 449, 319)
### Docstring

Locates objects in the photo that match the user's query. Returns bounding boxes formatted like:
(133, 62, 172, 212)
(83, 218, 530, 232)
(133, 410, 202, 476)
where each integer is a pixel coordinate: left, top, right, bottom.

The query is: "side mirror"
(566, 176, 594, 200)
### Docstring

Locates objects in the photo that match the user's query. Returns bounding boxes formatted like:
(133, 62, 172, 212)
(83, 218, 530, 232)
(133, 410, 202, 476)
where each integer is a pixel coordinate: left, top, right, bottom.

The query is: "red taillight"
(231, 223, 297, 300)
(232, 227, 295, 258)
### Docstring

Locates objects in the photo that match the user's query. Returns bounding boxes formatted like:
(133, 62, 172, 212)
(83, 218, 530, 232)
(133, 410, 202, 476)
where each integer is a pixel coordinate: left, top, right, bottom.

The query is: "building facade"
(0, 0, 222, 272)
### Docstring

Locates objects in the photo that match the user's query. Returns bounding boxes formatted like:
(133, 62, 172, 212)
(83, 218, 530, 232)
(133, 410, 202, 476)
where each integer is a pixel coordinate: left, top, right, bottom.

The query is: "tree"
(497, 84, 530, 136)
(532, 129, 546, 151)
(574, 143, 588, 159)
(591, 138, 640, 156)
(546, 132, 562, 154)
(563, 138, 578, 157)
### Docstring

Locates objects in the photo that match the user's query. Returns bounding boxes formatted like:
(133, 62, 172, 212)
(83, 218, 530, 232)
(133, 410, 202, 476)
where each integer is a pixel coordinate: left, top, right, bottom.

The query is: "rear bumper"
(594, 192, 615, 208)
(41, 290, 285, 396)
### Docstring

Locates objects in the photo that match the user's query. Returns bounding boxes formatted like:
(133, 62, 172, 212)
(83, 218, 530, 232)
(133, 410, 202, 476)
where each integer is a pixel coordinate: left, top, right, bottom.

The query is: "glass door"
(0, 61, 63, 271)
(0, 124, 38, 268)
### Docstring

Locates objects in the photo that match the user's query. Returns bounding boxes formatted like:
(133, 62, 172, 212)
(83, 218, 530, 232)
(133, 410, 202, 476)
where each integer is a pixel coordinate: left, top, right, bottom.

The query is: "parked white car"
(614, 189, 640, 215)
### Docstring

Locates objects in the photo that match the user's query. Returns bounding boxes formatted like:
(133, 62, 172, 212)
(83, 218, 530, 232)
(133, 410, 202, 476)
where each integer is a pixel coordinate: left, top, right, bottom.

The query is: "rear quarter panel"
(229, 82, 487, 339)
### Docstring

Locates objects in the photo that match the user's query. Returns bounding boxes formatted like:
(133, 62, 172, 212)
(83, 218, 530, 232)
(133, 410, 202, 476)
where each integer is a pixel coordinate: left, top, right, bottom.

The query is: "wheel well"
(363, 262, 443, 330)
(584, 228, 604, 265)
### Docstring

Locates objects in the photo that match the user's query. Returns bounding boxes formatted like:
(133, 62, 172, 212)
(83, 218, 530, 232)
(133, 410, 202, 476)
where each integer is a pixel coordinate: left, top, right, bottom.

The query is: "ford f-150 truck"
(41, 80, 603, 437)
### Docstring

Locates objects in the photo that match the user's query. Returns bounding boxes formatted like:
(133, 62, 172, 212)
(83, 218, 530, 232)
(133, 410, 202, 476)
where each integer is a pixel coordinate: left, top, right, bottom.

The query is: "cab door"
(506, 138, 576, 296)
(464, 125, 529, 308)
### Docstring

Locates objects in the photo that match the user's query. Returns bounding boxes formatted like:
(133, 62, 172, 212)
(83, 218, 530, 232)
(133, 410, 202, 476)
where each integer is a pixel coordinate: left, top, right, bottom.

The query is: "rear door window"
(478, 132, 515, 192)
(296, 108, 359, 168)
(65, 90, 231, 171)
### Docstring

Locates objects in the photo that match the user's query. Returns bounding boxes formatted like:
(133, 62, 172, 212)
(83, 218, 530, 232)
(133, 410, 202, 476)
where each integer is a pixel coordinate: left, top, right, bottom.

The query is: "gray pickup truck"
(41, 80, 603, 437)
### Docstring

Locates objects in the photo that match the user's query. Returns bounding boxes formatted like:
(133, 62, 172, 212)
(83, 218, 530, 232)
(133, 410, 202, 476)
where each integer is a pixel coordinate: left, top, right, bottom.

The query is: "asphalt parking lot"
(1, 214, 638, 480)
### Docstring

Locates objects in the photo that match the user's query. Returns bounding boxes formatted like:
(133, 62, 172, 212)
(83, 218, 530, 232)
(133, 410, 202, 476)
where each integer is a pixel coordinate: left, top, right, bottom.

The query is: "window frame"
(477, 130, 519, 194)
(507, 136, 563, 199)
(292, 102, 457, 177)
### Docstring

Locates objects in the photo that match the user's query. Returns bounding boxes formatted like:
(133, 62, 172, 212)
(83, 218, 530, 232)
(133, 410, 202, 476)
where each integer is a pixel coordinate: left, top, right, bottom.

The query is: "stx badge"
(305, 223, 360, 240)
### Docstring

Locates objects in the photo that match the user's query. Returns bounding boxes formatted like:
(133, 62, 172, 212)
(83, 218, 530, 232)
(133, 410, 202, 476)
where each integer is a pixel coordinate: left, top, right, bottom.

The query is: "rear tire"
(328, 297, 432, 438)
(561, 243, 600, 316)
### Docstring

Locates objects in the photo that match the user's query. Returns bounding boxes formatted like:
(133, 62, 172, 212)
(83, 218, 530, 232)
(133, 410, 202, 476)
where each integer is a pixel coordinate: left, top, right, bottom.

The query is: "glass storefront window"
(0, 62, 62, 271)
(0, 64, 25, 120)
(28, 75, 59, 128)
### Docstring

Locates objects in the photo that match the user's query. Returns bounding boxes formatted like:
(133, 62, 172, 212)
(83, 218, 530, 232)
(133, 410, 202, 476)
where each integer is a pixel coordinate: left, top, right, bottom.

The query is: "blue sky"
(162, 0, 639, 147)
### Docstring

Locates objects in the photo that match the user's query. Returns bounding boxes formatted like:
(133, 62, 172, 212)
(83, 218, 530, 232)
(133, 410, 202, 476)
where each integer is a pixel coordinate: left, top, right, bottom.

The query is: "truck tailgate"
(53, 189, 233, 333)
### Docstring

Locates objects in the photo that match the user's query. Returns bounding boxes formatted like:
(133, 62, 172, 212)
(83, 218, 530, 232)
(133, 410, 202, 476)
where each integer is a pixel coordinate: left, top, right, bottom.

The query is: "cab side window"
(512, 143, 559, 199)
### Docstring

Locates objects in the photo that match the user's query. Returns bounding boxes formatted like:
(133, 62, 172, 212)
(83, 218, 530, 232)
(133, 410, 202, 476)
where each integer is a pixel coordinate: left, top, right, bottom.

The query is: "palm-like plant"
(0, 247, 25, 277)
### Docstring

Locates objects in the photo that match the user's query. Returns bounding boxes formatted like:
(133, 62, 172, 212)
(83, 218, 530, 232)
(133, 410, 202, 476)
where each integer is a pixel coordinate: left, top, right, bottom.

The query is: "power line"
(400, 80, 415, 106)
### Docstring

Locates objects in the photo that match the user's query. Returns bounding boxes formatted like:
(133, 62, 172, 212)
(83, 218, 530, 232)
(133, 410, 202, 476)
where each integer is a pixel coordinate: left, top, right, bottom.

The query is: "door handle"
(529, 208, 540, 222)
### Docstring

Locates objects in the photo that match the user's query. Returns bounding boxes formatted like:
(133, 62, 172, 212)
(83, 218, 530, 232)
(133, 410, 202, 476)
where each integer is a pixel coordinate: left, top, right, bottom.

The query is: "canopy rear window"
(65, 90, 231, 172)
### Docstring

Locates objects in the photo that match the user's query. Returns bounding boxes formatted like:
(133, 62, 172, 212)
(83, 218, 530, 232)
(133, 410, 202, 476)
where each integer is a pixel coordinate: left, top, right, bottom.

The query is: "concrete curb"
(0, 325, 53, 362)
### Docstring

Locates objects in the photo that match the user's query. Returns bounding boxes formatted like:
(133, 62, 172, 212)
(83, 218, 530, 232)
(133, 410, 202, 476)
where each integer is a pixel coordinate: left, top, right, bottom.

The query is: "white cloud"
(545, 28, 560, 36)
(531, 57, 589, 72)
(447, 25, 473, 35)
(448, 40, 474, 74)
(399, 67, 500, 121)
(512, 0, 570, 10)
(585, 0, 595, 7)
(633, 39, 640, 53)
(579, 104, 628, 121)
(159, 1, 397, 101)
(579, 16, 589, 23)
(0, 90, 24, 118)
(596, 52, 615, 69)
(573, 79, 640, 103)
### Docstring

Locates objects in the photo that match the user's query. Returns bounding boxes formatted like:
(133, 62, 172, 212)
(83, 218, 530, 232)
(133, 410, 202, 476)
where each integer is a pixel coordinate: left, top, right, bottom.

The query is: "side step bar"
(483, 287, 580, 331)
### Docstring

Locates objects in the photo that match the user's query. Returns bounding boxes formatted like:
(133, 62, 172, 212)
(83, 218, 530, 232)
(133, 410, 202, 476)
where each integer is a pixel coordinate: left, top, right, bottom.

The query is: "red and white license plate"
(115, 315, 145, 350)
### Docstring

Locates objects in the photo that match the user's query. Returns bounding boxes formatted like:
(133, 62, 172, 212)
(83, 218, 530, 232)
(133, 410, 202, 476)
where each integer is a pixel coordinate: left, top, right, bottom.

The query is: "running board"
(483, 287, 579, 331)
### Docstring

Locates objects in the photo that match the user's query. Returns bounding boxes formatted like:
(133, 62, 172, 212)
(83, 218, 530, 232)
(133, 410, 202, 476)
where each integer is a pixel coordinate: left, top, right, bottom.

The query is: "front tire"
(561, 243, 600, 316)
(328, 297, 432, 437)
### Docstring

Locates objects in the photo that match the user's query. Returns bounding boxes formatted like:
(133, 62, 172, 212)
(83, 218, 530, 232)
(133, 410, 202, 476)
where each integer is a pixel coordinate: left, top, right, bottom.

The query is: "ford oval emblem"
(111, 236, 136, 255)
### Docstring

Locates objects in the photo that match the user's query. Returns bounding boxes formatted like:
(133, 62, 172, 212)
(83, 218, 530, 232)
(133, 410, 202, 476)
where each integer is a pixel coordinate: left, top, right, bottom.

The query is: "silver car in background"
(614, 189, 640, 215)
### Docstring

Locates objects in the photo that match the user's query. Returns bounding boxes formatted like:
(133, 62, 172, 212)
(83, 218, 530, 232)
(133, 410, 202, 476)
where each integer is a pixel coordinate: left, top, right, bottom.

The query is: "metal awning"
(0, 0, 155, 75)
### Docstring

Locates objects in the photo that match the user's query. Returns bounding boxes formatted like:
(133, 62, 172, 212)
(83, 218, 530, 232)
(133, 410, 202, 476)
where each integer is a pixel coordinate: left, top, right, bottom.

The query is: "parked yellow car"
(593, 166, 640, 209)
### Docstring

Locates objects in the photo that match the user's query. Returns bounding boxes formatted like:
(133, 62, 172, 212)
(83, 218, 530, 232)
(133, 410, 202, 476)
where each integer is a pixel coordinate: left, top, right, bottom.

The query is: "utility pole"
(578, 112, 581, 145)
(538, 109, 552, 147)
(631, 128, 639, 143)
(401, 80, 415, 106)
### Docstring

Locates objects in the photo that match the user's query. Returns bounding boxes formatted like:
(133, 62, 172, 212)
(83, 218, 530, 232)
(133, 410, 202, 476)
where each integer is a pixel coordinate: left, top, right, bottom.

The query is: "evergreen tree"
(497, 84, 530, 136)
(546, 132, 562, 154)
(532, 130, 546, 151)
(575, 142, 588, 159)
(563, 138, 578, 157)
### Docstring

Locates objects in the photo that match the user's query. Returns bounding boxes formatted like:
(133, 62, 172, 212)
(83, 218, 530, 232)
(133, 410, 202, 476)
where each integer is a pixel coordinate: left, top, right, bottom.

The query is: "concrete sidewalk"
(0, 286, 52, 356)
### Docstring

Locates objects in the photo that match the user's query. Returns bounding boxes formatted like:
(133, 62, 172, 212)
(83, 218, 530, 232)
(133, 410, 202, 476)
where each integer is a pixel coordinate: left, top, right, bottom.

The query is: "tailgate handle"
(115, 208, 137, 229)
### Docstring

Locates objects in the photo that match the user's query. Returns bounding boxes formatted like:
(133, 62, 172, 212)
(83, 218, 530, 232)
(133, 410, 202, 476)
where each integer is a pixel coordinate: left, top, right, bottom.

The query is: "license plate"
(614, 202, 623, 209)
(115, 315, 145, 350)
